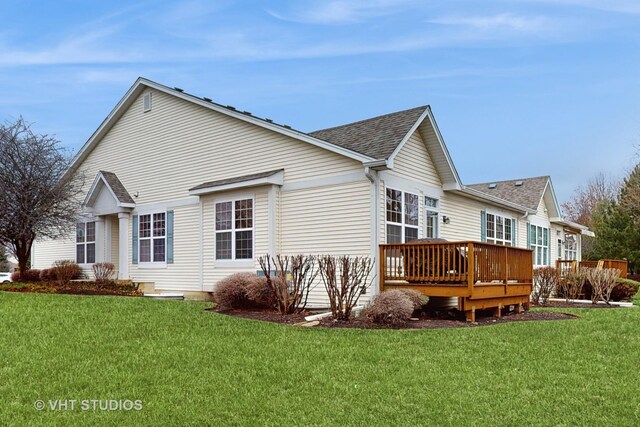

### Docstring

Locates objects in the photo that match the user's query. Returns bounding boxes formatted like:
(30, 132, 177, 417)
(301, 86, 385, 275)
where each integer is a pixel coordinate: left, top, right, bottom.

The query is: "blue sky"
(1, 0, 639, 203)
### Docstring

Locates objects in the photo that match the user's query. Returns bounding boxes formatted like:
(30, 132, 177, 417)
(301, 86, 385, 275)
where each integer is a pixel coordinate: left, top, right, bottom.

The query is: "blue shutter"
(167, 210, 174, 264)
(480, 209, 487, 242)
(526, 222, 531, 249)
(511, 218, 517, 246)
(132, 215, 138, 264)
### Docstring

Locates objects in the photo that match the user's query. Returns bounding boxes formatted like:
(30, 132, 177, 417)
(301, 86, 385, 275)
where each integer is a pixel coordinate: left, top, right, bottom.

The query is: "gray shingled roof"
(189, 169, 284, 192)
(100, 171, 135, 204)
(308, 106, 428, 160)
(466, 176, 549, 211)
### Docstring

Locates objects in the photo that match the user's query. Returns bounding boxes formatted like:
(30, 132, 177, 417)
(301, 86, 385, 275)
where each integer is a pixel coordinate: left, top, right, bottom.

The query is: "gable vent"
(143, 92, 152, 112)
(515, 180, 523, 187)
(488, 183, 497, 189)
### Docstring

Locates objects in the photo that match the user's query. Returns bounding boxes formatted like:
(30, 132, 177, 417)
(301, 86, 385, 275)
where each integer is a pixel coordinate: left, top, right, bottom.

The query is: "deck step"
(143, 293, 184, 300)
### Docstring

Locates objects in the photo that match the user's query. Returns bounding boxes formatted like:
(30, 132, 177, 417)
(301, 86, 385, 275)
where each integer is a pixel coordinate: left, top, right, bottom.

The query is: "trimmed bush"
(611, 278, 640, 302)
(52, 260, 81, 286)
(364, 290, 415, 325)
(213, 273, 275, 311)
(11, 269, 41, 283)
(397, 288, 428, 311)
(39, 268, 55, 282)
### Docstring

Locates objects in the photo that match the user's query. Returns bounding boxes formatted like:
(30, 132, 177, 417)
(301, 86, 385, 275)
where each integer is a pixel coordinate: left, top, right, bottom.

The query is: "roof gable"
(308, 106, 428, 160)
(69, 78, 374, 173)
(83, 171, 135, 214)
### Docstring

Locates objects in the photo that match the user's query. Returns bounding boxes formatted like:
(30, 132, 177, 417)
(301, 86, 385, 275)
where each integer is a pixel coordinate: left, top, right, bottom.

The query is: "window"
(215, 198, 253, 260)
(76, 222, 96, 264)
(425, 197, 439, 238)
(139, 212, 166, 263)
(530, 224, 549, 266)
(564, 233, 577, 260)
(386, 188, 418, 243)
(485, 213, 513, 246)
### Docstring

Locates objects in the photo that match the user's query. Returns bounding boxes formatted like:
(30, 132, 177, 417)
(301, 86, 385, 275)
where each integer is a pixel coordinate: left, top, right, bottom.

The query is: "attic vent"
(265, 118, 273, 123)
(488, 183, 497, 189)
(143, 92, 152, 112)
(203, 97, 212, 102)
(226, 105, 236, 110)
(174, 87, 184, 92)
(283, 125, 292, 129)
(515, 180, 524, 187)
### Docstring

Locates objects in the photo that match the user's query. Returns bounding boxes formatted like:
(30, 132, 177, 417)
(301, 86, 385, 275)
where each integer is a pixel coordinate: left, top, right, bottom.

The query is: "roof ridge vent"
(488, 183, 497, 189)
(515, 180, 524, 187)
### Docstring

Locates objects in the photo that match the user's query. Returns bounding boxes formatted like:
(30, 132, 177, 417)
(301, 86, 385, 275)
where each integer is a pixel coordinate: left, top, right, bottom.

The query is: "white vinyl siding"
(392, 131, 442, 187)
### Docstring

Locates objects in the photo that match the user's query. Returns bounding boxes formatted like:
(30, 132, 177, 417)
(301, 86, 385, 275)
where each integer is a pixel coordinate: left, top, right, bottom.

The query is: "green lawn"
(1, 293, 639, 426)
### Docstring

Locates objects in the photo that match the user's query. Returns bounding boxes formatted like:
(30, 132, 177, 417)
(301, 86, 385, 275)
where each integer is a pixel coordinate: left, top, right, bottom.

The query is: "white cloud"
(266, 0, 415, 24)
(429, 13, 551, 32)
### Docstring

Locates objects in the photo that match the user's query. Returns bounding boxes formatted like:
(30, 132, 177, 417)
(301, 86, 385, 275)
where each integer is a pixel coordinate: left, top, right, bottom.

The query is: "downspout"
(365, 166, 380, 297)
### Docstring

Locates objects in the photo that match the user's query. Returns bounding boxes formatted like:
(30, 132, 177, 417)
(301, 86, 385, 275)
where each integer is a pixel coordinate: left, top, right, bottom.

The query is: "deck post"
(379, 245, 385, 293)
(467, 242, 475, 296)
(504, 246, 509, 293)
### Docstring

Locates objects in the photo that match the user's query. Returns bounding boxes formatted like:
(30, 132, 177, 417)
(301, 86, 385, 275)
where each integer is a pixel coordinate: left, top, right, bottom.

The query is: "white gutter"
(456, 186, 534, 214)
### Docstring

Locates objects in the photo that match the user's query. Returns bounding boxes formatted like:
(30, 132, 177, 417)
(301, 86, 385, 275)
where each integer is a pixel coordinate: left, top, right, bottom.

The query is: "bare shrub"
(52, 260, 81, 286)
(244, 276, 277, 309)
(586, 268, 621, 304)
(364, 290, 414, 325)
(258, 255, 319, 314)
(39, 268, 55, 283)
(558, 267, 588, 301)
(92, 262, 116, 287)
(532, 267, 558, 305)
(397, 288, 428, 310)
(11, 269, 41, 283)
(212, 273, 256, 310)
(318, 255, 372, 321)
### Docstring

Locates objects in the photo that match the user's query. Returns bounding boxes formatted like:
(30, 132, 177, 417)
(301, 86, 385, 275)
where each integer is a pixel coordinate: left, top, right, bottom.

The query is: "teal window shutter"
(511, 218, 517, 246)
(167, 210, 174, 264)
(132, 215, 138, 264)
(480, 209, 487, 242)
(526, 222, 531, 249)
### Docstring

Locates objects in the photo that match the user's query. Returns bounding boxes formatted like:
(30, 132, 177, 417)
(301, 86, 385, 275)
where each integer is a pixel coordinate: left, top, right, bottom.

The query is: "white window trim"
(385, 187, 419, 243)
(425, 197, 439, 239)
(214, 195, 255, 266)
(531, 224, 550, 267)
(485, 212, 514, 246)
(76, 221, 96, 266)
(138, 211, 167, 267)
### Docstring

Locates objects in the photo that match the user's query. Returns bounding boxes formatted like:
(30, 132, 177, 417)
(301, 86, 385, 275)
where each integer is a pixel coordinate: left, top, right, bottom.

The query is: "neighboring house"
(32, 78, 591, 306)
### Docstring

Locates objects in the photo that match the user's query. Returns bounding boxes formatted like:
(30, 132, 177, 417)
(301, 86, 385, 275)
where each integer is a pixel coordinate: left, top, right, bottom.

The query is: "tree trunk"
(13, 237, 33, 274)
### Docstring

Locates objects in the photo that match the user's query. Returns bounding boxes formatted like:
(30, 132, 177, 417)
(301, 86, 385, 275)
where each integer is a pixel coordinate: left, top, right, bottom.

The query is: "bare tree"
(562, 172, 619, 228)
(0, 117, 84, 274)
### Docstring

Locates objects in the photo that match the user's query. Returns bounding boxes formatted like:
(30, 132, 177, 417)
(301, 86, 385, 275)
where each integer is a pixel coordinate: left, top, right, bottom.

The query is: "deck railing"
(379, 241, 533, 288)
(557, 259, 628, 278)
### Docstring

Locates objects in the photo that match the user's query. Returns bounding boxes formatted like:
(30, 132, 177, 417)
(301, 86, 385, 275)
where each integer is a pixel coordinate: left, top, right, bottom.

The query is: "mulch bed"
(211, 307, 578, 329)
(0, 282, 142, 297)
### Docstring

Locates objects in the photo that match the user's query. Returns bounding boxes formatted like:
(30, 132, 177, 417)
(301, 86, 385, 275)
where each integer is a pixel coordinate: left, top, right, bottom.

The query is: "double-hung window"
(564, 233, 577, 260)
(76, 222, 96, 264)
(486, 213, 513, 246)
(215, 198, 253, 260)
(425, 197, 439, 239)
(386, 188, 418, 243)
(139, 212, 166, 263)
(530, 224, 550, 266)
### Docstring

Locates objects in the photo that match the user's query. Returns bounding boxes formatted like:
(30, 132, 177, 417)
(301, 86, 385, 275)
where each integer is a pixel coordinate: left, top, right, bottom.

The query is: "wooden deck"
(556, 259, 628, 278)
(379, 241, 533, 322)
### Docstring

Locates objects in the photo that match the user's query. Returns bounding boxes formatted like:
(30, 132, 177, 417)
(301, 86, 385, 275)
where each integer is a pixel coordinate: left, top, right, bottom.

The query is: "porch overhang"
(83, 171, 135, 215)
(550, 218, 594, 237)
(188, 169, 284, 196)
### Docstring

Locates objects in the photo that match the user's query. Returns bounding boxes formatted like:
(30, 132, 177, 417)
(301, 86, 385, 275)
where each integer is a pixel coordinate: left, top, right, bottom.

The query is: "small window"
(215, 198, 253, 260)
(139, 212, 166, 263)
(425, 197, 439, 238)
(143, 92, 152, 112)
(76, 222, 96, 264)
